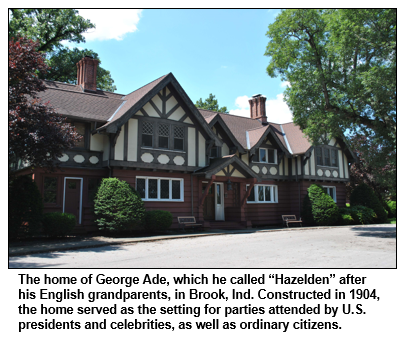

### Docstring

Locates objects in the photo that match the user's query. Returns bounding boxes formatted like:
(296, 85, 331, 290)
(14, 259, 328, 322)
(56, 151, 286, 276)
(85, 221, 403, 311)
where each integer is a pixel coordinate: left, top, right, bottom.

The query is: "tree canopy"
(9, 37, 80, 172)
(9, 9, 116, 92)
(265, 9, 396, 151)
(195, 93, 228, 113)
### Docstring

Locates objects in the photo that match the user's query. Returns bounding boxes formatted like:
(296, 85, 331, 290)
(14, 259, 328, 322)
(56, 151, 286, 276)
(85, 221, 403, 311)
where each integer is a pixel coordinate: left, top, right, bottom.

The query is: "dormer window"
(141, 121, 185, 151)
(253, 148, 277, 164)
(173, 126, 184, 151)
(142, 121, 153, 147)
(158, 124, 169, 149)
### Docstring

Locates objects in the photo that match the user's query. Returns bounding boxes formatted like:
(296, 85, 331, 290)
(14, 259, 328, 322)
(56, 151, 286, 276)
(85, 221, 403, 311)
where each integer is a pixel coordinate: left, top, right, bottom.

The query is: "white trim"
(63, 177, 83, 224)
(323, 186, 337, 202)
(136, 176, 184, 202)
(107, 100, 126, 122)
(246, 184, 278, 204)
(279, 125, 293, 154)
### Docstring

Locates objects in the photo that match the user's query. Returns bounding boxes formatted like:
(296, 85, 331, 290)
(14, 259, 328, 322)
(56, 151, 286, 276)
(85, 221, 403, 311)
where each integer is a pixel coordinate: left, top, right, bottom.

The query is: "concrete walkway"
(9, 224, 395, 257)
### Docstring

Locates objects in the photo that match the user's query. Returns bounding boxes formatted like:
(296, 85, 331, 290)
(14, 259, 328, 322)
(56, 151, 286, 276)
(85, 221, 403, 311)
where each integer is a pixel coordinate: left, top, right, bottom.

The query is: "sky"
(63, 9, 293, 124)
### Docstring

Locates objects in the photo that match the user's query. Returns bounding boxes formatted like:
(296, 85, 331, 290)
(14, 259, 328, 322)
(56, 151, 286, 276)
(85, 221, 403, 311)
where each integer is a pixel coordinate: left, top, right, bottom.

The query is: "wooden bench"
(178, 216, 203, 231)
(282, 215, 303, 228)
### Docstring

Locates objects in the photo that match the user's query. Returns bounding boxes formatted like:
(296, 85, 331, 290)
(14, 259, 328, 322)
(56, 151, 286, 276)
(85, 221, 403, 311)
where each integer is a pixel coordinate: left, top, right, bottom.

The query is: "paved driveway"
(9, 225, 396, 268)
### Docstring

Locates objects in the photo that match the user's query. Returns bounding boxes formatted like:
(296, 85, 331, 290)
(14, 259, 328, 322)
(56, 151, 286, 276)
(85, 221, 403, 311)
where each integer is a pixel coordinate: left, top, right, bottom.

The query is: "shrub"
(301, 194, 314, 224)
(145, 210, 173, 231)
(9, 175, 43, 239)
(386, 200, 396, 218)
(350, 184, 388, 223)
(348, 205, 377, 225)
(338, 208, 355, 225)
(302, 184, 339, 226)
(94, 178, 145, 232)
(43, 212, 76, 237)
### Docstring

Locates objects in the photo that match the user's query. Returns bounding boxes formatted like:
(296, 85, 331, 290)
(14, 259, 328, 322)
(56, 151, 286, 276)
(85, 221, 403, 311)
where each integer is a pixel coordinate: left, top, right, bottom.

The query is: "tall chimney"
(76, 56, 99, 92)
(249, 94, 267, 124)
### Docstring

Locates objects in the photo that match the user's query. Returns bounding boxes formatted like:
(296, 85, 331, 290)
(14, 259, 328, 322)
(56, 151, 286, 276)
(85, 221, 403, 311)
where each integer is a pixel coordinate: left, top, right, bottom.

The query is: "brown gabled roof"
(38, 81, 124, 122)
(281, 122, 312, 155)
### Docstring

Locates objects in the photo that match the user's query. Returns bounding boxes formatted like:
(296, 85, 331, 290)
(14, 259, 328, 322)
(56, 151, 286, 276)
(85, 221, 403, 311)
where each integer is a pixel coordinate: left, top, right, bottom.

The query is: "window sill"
(141, 199, 184, 202)
(247, 201, 278, 204)
(251, 161, 277, 165)
(141, 147, 186, 153)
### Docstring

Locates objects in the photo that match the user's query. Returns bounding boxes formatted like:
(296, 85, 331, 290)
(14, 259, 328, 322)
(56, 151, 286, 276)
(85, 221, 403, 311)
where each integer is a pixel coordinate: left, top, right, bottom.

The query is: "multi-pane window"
(141, 122, 185, 151)
(246, 184, 278, 203)
(316, 147, 338, 167)
(210, 146, 221, 158)
(253, 148, 277, 164)
(323, 186, 336, 202)
(44, 177, 57, 203)
(142, 121, 153, 147)
(136, 177, 183, 201)
(158, 124, 169, 148)
(174, 126, 184, 151)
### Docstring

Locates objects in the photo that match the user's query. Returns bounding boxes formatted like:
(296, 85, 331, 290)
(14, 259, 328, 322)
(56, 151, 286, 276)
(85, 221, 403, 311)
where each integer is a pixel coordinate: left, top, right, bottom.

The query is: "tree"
(195, 93, 228, 113)
(9, 9, 116, 92)
(265, 9, 396, 151)
(44, 47, 117, 92)
(9, 37, 81, 172)
(347, 135, 396, 199)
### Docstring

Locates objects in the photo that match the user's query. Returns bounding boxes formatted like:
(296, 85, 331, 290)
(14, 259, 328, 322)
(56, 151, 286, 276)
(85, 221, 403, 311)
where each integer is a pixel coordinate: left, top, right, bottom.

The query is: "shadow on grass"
(351, 226, 396, 239)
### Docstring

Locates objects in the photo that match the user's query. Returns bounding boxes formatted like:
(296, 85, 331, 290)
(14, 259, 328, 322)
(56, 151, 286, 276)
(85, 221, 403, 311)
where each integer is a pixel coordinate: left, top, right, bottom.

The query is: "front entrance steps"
(209, 221, 247, 230)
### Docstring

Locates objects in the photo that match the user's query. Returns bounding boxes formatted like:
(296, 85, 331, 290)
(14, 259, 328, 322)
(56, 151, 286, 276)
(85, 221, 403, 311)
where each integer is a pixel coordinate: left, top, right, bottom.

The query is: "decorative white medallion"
(270, 167, 277, 175)
(73, 154, 85, 163)
(325, 170, 331, 177)
(252, 166, 260, 174)
(58, 153, 69, 162)
(157, 154, 170, 164)
(262, 167, 267, 175)
(333, 170, 339, 178)
(141, 153, 154, 163)
(173, 155, 185, 166)
(89, 156, 99, 164)
(317, 169, 323, 176)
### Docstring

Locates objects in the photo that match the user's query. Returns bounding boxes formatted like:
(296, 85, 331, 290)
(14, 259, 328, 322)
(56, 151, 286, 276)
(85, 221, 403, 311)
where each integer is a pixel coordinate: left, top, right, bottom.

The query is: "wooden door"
(203, 184, 215, 220)
(64, 179, 81, 224)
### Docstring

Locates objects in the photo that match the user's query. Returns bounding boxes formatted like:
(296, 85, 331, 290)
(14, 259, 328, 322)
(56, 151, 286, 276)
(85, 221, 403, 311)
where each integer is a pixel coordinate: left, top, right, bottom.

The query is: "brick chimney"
(249, 94, 267, 124)
(76, 56, 99, 92)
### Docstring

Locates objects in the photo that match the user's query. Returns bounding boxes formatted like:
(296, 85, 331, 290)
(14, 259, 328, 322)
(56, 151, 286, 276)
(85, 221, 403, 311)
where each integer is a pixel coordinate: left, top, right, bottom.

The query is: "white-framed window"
(323, 186, 336, 202)
(253, 148, 277, 164)
(246, 184, 278, 203)
(136, 176, 184, 202)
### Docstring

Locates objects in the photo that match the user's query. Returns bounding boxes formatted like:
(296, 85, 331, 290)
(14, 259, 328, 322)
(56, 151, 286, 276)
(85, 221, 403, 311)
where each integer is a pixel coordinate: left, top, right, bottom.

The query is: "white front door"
(214, 182, 225, 221)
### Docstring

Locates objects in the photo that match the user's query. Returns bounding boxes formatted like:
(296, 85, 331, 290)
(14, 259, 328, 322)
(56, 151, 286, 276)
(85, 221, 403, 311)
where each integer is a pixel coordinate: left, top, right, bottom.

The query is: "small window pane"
(44, 177, 57, 190)
(331, 149, 338, 167)
(142, 134, 153, 147)
(44, 177, 57, 203)
(265, 186, 271, 201)
(324, 149, 331, 166)
(216, 185, 221, 204)
(74, 122, 86, 148)
(253, 150, 259, 162)
(174, 138, 184, 151)
(68, 182, 76, 189)
(258, 186, 264, 201)
(316, 148, 323, 165)
(273, 186, 277, 202)
(172, 180, 181, 199)
(161, 180, 170, 199)
(260, 149, 267, 162)
(136, 178, 146, 198)
(268, 149, 275, 164)
(148, 179, 158, 199)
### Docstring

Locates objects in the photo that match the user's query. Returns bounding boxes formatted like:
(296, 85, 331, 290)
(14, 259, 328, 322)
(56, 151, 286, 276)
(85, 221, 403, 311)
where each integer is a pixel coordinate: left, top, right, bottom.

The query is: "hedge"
(9, 175, 43, 239)
(145, 210, 173, 231)
(350, 184, 388, 223)
(43, 212, 76, 237)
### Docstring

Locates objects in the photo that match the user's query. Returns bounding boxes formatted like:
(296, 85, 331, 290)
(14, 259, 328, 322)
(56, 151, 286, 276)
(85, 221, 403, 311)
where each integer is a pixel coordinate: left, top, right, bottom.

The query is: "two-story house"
(14, 56, 357, 231)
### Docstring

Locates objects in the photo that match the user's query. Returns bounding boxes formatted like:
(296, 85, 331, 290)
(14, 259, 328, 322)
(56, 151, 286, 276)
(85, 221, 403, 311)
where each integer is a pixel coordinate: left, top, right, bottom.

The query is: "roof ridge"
(43, 86, 124, 100)
(124, 73, 169, 97)
(44, 80, 125, 97)
(247, 125, 269, 132)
